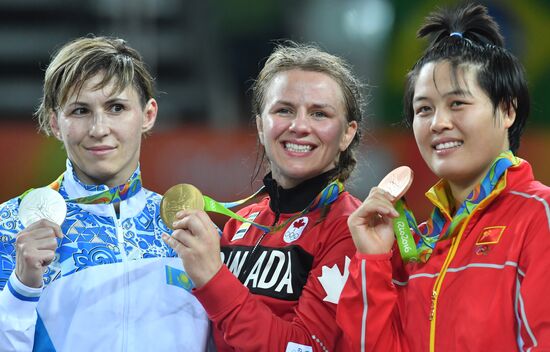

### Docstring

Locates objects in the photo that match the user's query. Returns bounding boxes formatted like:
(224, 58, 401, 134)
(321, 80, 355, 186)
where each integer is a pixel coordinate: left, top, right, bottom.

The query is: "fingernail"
(176, 211, 184, 218)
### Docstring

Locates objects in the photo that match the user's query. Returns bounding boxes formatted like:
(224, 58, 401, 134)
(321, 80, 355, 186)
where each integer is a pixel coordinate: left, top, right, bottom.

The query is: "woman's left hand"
(162, 210, 222, 288)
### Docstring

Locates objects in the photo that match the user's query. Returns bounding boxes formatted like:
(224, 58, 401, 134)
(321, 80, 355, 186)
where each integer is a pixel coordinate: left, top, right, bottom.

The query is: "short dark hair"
(403, 3, 529, 153)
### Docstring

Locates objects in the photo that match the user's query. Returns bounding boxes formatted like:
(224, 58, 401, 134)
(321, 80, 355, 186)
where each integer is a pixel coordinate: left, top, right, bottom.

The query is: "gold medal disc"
(160, 184, 205, 229)
(378, 166, 414, 199)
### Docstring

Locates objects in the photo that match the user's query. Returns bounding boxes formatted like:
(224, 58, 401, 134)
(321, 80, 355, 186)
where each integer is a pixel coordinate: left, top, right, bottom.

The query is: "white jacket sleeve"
(0, 272, 41, 352)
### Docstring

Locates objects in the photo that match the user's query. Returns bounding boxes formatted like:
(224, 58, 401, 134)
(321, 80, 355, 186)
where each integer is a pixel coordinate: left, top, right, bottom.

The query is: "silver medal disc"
(19, 187, 67, 227)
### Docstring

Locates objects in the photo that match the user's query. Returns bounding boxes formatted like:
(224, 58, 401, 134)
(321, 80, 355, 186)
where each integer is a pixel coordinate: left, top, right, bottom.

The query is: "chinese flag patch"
(476, 226, 506, 245)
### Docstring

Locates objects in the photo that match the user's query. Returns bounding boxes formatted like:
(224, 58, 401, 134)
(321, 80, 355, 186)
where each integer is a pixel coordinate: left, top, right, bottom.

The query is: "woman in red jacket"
(164, 42, 365, 351)
(338, 3, 550, 351)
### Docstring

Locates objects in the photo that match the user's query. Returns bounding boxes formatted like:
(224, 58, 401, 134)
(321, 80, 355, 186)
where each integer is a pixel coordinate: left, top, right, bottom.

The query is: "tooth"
(435, 141, 463, 150)
(285, 143, 311, 152)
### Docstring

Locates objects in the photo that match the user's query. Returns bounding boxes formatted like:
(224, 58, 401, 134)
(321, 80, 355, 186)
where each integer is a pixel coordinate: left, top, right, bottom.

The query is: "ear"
(256, 115, 264, 145)
(49, 112, 63, 141)
(339, 120, 358, 151)
(142, 98, 158, 133)
(500, 101, 516, 130)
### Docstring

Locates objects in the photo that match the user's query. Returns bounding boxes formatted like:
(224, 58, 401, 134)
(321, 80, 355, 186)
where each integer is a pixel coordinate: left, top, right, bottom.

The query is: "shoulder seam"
(509, 191, 550, 232)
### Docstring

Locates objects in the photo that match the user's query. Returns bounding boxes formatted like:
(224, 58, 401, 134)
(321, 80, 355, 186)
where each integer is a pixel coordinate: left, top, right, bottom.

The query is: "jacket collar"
(263, 169, 339, 214)
(59, 159, 147, 219)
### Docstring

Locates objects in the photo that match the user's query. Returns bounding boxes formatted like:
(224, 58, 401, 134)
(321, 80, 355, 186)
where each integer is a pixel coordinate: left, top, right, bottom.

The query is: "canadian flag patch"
(283, 217, 309, 243)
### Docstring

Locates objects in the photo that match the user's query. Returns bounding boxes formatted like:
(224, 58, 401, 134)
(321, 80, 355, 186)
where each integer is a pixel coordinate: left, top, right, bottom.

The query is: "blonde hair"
(35, 36, 155, 136)
(251, 41, 365, 182)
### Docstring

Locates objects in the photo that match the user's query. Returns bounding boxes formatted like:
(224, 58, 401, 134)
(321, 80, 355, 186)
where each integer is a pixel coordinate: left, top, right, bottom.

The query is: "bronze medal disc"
(160, 184, 205, 229)
(378, 166, 414, 199)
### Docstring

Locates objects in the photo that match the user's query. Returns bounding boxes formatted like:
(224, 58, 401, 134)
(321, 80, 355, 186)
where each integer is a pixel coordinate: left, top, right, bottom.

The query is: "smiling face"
(256, 69, 357, 189)
(412, 61, 515, 199)
(50, 72, 157, 188)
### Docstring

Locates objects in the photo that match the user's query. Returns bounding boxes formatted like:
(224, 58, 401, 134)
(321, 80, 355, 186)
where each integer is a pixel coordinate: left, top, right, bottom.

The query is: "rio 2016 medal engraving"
(378, 166, 418, 262)
(378, 166, 414, 199)
(160, 184, 205, 229)
(19, 187, 67, 227)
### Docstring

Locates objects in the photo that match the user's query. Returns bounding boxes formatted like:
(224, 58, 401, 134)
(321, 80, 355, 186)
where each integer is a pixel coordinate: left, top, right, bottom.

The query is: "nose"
(288, 109, 311, 135)
(430, 108, 453, 133)
(89, 112, 110, 138)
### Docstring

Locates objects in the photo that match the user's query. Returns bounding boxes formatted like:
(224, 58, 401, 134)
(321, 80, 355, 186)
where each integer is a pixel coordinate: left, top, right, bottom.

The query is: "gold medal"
(378, 166, 414, 199)
(160, 184, 205, 229)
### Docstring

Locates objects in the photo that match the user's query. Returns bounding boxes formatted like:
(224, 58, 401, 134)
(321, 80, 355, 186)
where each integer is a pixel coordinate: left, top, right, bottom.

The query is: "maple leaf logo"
(317, 256, 351, 304)
(293, 218, 306, 229)
(283, 217, 309, 243)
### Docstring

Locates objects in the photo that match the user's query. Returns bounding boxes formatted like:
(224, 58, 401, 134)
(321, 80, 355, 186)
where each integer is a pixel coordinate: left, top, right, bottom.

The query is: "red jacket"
(194, 173, 360, 351)
(337, 160, 550, 351)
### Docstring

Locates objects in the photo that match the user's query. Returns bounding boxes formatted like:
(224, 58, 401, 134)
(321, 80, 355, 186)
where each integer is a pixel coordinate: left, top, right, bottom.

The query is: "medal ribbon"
(393, 151, 520, 262)
(20, 172, 143, 205)
(202, 179, 344, 233)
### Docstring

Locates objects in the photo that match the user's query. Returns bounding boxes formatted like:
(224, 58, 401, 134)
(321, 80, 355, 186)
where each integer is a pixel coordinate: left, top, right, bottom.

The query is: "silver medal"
(19, 187, 67, 227)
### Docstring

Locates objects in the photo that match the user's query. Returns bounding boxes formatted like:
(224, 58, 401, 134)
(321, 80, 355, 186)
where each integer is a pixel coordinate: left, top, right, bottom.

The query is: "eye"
(110, 103, 125, 113)
(312, 111, 328, 119)
(450, 100, 466, 108)
(275, 107, 292, 116)
(414, 105, 432, 117)
(71, 107, 89, 116)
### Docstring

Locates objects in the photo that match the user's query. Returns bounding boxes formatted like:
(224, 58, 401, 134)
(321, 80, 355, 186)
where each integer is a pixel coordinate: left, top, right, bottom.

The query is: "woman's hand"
(162, 210, 222, 288)
(347, 187, 399, 255)
(15, 219, 63, 288)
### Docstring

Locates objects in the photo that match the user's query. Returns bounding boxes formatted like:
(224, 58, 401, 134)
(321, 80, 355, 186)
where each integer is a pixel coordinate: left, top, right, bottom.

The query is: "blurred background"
(0, 0, 548, 221)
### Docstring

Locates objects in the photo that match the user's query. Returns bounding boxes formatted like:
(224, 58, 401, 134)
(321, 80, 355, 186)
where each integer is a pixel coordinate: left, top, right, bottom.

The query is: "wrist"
(192, 262, 223, 289)
(15, 269, 44, 289)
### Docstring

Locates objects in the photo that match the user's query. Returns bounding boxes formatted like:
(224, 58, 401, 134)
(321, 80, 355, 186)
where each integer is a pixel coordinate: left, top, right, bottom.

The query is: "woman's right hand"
(347, 187, 399, 255)
(15, 219, 63, 288)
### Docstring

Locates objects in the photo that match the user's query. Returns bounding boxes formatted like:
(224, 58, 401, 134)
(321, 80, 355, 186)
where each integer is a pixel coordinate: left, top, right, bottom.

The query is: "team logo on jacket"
(285, 342, 313, 352)
(474, 226, 505, 255)
(476, 226, 506, 245)
(221, 244, 314, 300)
(317, 256, 351, 304)
(283, 217, 309, 243)
(232, 212, 260, 241)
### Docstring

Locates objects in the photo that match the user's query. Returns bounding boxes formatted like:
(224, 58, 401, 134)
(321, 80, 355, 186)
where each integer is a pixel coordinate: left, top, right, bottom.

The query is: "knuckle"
(36, 219, 50, 227)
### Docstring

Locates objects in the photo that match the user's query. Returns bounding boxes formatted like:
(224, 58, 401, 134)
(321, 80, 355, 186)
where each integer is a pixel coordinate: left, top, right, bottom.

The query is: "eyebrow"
(413, 89, 471, 103)
(310, 103, 336, 111)
(273, 100, 336, 110)
(65, 97, 130, 106)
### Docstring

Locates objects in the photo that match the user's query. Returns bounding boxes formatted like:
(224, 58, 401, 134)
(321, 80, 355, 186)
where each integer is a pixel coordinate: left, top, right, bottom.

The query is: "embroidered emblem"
(317, 256, 351, 304)
(283, 217, 309, 243)
(475, 244, 489, 256)
(476, 226, 506, 245)
(232, 212, 260, 241)
(285, 342, 313, 352)
(165, 265, 193, 291)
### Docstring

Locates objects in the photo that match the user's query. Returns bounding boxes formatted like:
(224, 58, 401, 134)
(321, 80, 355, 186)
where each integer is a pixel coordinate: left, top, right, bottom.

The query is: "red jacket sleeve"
(515, 194, 550, 351)
(336, 251, 408, 352)
(193, 216, 355, 351)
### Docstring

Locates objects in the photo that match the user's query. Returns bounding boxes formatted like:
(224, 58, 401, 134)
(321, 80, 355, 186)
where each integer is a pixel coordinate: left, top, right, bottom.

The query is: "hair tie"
(450, 32, 463, 38)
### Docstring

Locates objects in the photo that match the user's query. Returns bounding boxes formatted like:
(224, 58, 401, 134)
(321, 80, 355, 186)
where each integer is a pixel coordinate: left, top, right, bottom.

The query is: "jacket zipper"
(113, 213, 129, 352)
(237, 212, 279, 282)
(427, 176, 509, 351)
(428, 209, 479, 351)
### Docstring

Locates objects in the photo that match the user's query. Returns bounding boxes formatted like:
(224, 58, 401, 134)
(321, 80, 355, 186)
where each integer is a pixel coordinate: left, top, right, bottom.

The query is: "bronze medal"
(160, 184, 205, 229)
(378, 166, 414, 199)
